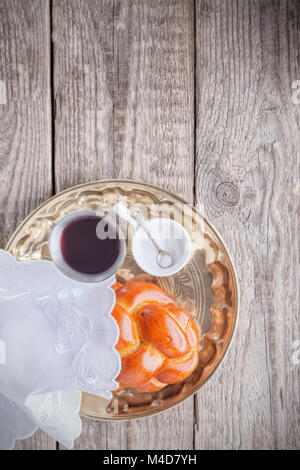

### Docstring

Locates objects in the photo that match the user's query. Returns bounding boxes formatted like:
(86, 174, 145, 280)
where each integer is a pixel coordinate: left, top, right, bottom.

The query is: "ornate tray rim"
(6, 179, 239, 421)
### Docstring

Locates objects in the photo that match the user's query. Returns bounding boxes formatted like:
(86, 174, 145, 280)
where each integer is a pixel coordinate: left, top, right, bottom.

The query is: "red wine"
(60, 216, 120, 274)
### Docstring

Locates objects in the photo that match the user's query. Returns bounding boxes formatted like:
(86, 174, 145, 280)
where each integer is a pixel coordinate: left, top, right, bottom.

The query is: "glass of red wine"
(49, 210, 126, 283)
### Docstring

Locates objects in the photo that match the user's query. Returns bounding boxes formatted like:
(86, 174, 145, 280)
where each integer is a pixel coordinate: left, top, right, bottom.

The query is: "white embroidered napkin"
(0, 390, 82, 449)
(0, 250, 120, 449)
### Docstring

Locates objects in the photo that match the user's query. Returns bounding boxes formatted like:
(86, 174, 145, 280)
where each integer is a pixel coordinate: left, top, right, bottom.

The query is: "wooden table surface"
(0, 0, 299, 450)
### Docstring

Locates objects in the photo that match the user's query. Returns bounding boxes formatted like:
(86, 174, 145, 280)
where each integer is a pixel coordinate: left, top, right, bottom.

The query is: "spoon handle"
(114, 203, 139, 229)
(132, 211, 163, 253)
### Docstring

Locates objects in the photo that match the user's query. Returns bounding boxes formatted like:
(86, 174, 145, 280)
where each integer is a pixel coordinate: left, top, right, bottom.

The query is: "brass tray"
(6, 180, 238, 420)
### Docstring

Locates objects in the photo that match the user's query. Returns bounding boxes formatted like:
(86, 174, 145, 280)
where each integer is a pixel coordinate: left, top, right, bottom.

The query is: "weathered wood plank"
(53, 0, 115, 193)
(0, 0, 54, 449)
(53, 0, 195, 450)
(53, 0, 125, 449)
(115, 0, 195, 450)
(195, 0, 300, 449)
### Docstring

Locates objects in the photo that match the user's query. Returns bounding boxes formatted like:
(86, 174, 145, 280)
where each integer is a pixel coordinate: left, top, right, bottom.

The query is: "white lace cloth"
(0, 250, 120, 449)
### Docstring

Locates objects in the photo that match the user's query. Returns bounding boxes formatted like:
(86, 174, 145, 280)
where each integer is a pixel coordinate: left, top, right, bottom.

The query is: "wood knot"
(216, 182, 239, 207)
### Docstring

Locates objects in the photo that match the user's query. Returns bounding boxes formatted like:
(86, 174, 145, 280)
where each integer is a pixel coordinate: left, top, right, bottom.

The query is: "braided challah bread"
(112, 281, 200, 392)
